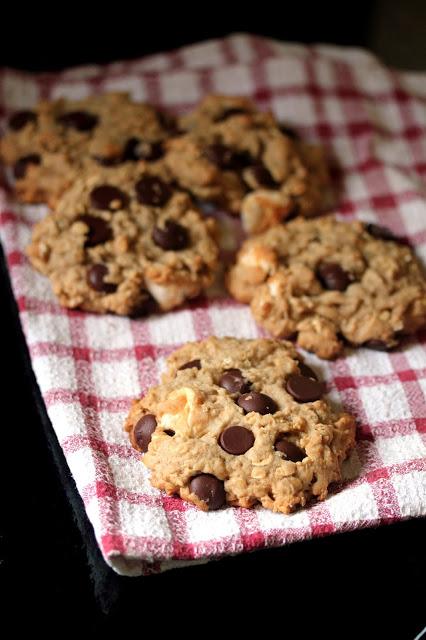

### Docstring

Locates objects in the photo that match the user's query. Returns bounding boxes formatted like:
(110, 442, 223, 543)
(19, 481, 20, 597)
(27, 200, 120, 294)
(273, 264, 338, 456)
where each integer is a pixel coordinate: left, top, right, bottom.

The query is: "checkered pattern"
(1, 34, 426, 576)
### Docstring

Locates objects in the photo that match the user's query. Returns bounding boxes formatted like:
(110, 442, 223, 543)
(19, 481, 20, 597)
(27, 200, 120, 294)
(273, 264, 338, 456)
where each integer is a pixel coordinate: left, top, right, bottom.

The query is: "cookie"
(1, 92, 176, 204)
(26, 164, 219, 315)
(227, 216, 426, 359)
(165, 95, 331, 230)
(124, 337, 356, 513)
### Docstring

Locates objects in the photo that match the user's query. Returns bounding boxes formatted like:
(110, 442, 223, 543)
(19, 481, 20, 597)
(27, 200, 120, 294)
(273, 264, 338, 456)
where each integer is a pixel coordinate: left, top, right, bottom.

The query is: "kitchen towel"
(1, 34, 425, 576)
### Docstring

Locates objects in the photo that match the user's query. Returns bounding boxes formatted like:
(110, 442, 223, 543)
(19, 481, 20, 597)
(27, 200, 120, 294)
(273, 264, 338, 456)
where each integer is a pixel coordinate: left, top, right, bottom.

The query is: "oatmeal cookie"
(124, 337, 356, 513)
(1, 92, 176, 204)
(227, 217, 426, 358)
(165, 95, 331, 229)
(26, 164, 219, 315)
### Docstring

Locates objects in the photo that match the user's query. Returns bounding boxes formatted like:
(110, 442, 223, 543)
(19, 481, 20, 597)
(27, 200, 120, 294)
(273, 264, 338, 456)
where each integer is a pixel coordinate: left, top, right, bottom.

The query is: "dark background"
(0, 1, 425, 71)
(1, 1, 426, 635)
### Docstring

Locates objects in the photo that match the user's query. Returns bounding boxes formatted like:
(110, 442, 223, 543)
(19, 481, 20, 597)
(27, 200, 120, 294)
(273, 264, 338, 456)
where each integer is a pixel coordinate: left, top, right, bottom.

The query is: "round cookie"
(124, 337, 356, 513)
(227, 216, 426, 358)
(165, 94, 331, 229)
(1, 92, 177, 204)
(26, 164, 219, 315)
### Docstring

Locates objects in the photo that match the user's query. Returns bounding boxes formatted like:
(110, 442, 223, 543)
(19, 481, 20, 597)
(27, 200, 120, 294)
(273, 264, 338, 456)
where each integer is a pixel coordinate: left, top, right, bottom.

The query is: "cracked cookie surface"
(1, 92, 175, 204)
(227, 216, 426, 358)
(124, 337, 356, 513)
(165, 95, 331, 231)
(26, 164, 219, 315)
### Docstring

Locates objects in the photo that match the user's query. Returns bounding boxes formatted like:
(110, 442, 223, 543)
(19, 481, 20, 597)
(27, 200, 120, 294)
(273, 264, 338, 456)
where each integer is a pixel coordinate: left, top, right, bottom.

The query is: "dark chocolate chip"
(152, 220, 189, 250)
(286, 374, 325, 403)
(247, 164, 279, 188)
(77, 215, 112, 247)
(202, 143, 251, 170)
(9, 110, 37, 131)
(219, 369, 251, 394)
(156, 110, 180, 134)
(133, 414, 157, 452)
(275, 437, 305, 461)
(214, 107, 248, 122)
(237, 392, 278, 415)
(135, 175, 172, 206)
(203, 143, 233, 168)
(297, 362, 318, 381)
(90, 185, 129, 210)
(57, 110, 98, 131)
(164, 429, 175, 436)
(219, 426, 255, 455)
(363, 339, 395, 351)
(278, 124, 299, 140)
(189, 474, 226, 510)
(124, 138, 164, 162)
(232, 150, 254, 170)
(13, 154, 41, 179)
(317, 262, 351, 291)
(86, 264, 117, 293)
(366, 223, 399, 242)
(178, 359, 201, 370)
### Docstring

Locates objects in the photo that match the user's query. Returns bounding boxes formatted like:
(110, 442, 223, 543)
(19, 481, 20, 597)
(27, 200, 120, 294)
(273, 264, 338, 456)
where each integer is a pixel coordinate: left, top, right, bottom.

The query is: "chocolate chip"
(279, 124, 299, 140)
(152, 220, 189, 250)
(237, 392, 278, 415)
(363, 339, 394, 351)
(135, 175, 172, 206)
(214, 107, 248, 122)
(204, 143, 232, 168)
(189, 474, 226, 510)
(57, 110, 98, 131)
(247, 164, 279, 188)
(219, 426, 255, 455)
(202, 143, 251, 170)
(77, 215, 112, 247)
(9, 110, 37, 131)
(317, 262, 351, 291)
(90, 185, 129, 211)
(124, 138, 164, 162)
(178, 359, 201, 370)
(297, 362, 318, 381)
(133, 414, 157, 452)
(86, 264, 117, 293)
(286, 374, 325, 403)
(13, 154, 41, 179)
(164, 429, 175, 436)
(275, 437, 305, 461)
(219, 369, 251, 394)
(366, 223, 399, 242)
(156, 110, 180, 134)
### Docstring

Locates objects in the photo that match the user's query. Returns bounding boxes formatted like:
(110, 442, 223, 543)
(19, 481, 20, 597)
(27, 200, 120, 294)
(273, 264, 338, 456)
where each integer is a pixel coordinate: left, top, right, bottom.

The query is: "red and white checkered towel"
(1, 34, 426, 576)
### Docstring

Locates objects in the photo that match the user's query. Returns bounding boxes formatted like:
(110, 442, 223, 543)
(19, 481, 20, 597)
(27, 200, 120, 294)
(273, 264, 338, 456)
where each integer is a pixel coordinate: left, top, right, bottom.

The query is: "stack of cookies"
(2, 92, 426, 515)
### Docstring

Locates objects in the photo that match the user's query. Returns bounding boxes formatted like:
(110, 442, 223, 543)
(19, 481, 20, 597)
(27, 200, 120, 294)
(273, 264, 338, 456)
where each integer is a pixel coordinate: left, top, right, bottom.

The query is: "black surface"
(0, 246, 425, 636)
(0, 4, 374, 71)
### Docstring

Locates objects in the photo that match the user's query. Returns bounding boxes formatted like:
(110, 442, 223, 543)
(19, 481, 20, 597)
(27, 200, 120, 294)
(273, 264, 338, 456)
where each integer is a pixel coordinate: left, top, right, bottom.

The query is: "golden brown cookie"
(26, 164, 219, 315)
(165, 95, 331, 230)
(124, 337, 356, 513)
(1, 92, 176, 205)
(227, 216, 426, 358)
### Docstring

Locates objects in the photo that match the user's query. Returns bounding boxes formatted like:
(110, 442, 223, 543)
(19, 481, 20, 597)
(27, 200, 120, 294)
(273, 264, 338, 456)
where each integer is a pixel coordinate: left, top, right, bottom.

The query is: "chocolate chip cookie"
(165, 95, 331, 230)
(124, 337, 356, 513)
(26, 164, 219, 315)
(1, 92, 176, 205)
(227, 216, 426, 359)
